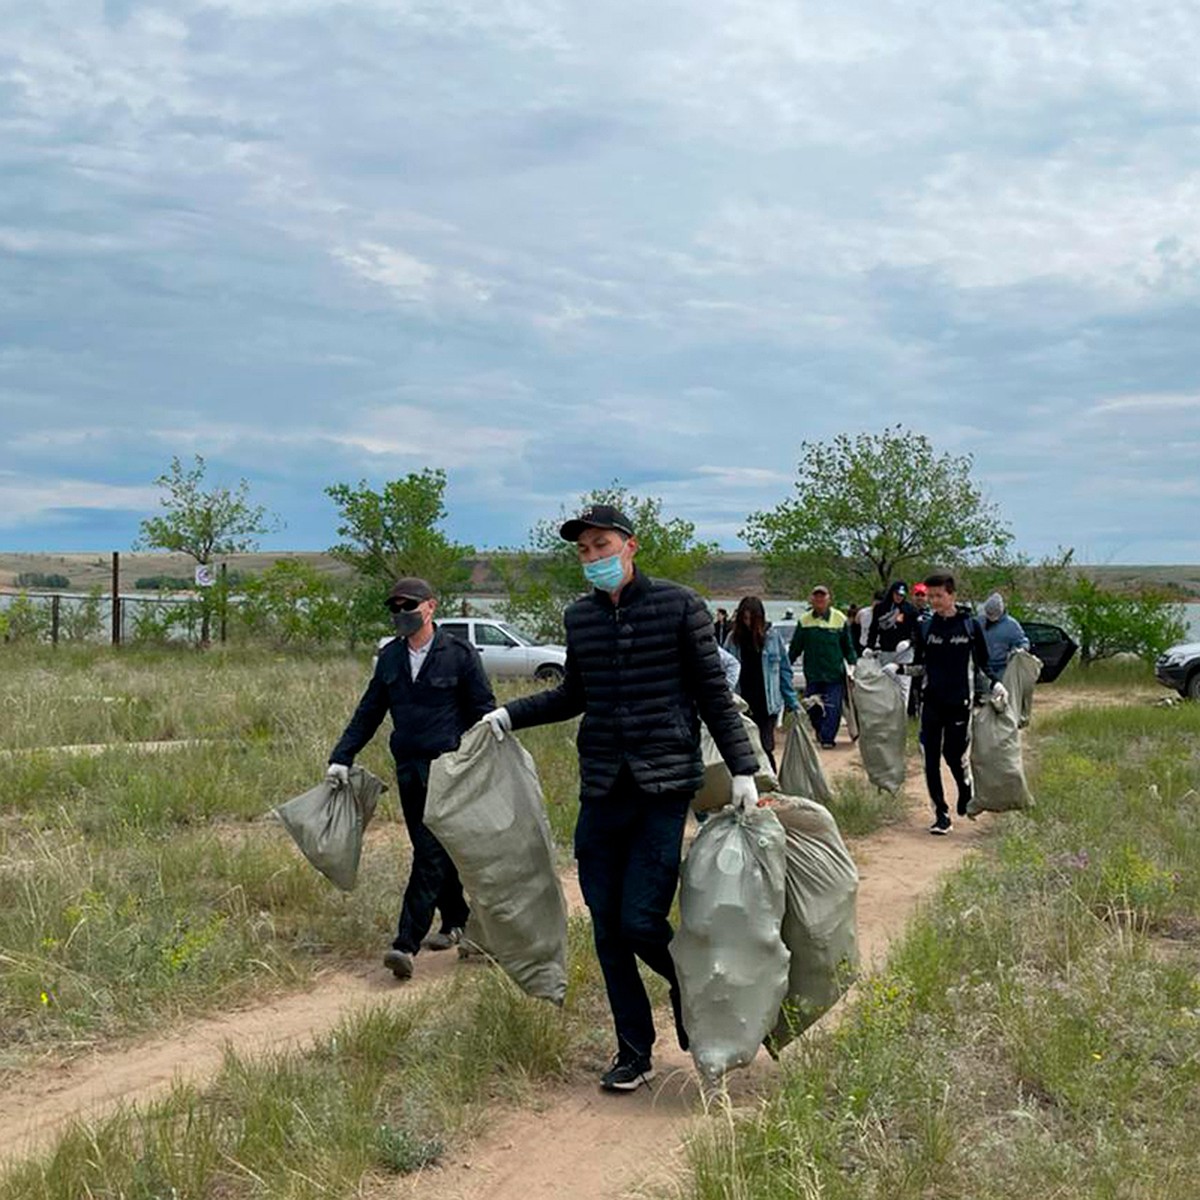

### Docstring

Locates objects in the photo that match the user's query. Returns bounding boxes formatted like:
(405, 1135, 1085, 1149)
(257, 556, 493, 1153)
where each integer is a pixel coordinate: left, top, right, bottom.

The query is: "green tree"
(325, 469, 474, 615)
(501, 483, 719, 641)
(742, 427, 1012, 597)
(135, 455, 278, 643)
(237, 560, 348, 647)
(1060, 577, 1186, 667)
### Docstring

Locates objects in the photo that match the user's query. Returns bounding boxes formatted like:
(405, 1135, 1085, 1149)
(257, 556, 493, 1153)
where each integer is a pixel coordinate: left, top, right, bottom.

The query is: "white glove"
(990, 682, 1009, 711)
(481, 707, 512, 741)
(845, 663, 856, 680)
(860, 647, 878, 660)
(882, 662, 900, 677)
(730, 774, 758, 811)
(895, 640, 911, 654)
(326, 763, 350, 787)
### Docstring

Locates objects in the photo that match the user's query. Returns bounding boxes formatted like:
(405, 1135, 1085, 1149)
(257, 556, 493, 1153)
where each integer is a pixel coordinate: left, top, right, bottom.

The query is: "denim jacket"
(724, 625, 798, 716)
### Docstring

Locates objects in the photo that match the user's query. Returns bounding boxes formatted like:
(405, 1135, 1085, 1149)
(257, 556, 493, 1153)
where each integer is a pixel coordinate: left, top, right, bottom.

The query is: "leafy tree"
(237, 560, 348, 646)
(325, 469, 474, 614)
(135, 455, 278, 643)
(742, 427, 1011, 597)
(1060, 578, 1186, 667)
(501, 483, 719, 641)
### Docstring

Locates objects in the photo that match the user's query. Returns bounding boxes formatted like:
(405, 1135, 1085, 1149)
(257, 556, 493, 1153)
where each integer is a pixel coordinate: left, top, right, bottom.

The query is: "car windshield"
(498, 622, 538, 646)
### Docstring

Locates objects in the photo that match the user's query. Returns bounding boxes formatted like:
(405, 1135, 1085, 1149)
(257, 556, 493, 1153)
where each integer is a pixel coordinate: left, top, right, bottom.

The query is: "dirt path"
(0, 726, 993, 1174)
(388, 745, 986, 1200)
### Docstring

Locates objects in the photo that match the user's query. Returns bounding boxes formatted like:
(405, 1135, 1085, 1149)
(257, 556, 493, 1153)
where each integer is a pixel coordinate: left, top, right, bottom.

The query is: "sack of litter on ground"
(777, 713, 834, 805)
(968, 689, 1035, 817)
(670, 803, 790, 1085)
(853, 656, 907, 794)
(426, 723, 568, 1004)
(694, 696, 778, 812)
(1003, 648, 1042, 729)
(759, 794, 859, 1052)
(274, 766, 387, 892)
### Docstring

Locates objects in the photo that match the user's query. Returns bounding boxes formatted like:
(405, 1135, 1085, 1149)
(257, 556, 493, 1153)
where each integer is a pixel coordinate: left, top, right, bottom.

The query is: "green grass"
(0, 648, 581, 1074)
(1, 960, 587, 1199)
(828, 772, 909, 838)
(684, 699, 1200, 1199)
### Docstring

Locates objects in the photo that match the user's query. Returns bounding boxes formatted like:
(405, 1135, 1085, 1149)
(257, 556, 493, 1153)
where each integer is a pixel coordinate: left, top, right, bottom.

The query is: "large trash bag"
(426, 724, 568, 1004)
(760, 795, 859, 1052)
(1003, 648, 1042, 729)
(854, 657, 907, 794)
(777, 713, 834, 805)
(967, 693, 1035, 817)
(273, 766, 387, 892)
(694, 696, 778, 812)
(670, 803, 790, 1085)
(843, 675, 860, 742)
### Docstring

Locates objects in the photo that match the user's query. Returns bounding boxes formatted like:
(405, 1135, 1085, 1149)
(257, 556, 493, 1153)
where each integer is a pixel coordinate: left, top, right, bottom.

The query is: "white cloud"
(0, 475, 159, 527)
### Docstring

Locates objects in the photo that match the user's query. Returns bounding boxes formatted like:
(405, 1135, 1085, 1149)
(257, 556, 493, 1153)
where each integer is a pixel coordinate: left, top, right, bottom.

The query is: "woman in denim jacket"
(724, 595, 799, 770)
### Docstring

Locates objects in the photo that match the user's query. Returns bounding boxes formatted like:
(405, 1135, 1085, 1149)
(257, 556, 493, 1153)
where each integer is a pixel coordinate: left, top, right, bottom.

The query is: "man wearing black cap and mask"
(326, 577, 496, 981)
(480, 505, 759, 1093)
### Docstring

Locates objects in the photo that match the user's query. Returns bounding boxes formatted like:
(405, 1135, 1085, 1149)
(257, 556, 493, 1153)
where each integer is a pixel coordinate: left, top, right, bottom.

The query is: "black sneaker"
(929, 816, 953, 836)
(955, 795, 971, 818)
(383, 949, 414, 979)
(600, 1054, 654, 1092)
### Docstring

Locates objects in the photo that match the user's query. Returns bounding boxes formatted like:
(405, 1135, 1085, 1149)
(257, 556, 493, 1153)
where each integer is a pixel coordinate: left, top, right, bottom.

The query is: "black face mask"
(391, 609, 425, 637)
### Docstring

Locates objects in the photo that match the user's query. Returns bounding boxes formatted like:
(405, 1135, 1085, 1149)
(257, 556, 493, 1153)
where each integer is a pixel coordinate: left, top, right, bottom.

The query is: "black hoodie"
(867, 582, 919, 653)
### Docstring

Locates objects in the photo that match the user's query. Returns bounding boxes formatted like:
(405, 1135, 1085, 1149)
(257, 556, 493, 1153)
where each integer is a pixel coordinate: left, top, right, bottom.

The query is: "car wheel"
(535, 664, 564, 685)
(1186, 670, 1200, 701)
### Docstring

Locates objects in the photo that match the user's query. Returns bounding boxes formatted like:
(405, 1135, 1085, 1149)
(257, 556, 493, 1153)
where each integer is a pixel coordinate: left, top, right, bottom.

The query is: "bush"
(15, 572, 71, 589)
(1061, 578, 1187, 666)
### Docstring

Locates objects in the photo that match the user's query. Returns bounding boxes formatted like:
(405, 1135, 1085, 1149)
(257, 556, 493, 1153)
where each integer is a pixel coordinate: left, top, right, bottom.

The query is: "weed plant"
(684, 700, 1200, 1199)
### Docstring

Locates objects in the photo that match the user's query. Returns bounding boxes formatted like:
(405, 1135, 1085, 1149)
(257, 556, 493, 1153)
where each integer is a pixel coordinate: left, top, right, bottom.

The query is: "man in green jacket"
(789, 585, 857, 748)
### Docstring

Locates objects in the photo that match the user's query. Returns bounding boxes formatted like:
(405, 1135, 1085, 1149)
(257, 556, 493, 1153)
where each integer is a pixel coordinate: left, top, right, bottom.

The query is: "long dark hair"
(731, 595, 767, 653)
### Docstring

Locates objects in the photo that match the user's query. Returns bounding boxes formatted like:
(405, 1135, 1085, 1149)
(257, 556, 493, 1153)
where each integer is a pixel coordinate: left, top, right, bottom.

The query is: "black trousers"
(920, 696, 972, 819)
(575, 767, 691, 1061)
(392, 760, 470, 954)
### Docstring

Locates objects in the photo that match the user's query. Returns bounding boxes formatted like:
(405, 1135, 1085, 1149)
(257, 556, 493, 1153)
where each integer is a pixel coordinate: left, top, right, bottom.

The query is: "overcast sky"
(3, 0, 1199, 561)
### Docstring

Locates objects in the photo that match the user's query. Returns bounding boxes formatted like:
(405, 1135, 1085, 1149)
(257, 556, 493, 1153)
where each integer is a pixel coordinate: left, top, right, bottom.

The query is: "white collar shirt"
(408, 638, 433, 680)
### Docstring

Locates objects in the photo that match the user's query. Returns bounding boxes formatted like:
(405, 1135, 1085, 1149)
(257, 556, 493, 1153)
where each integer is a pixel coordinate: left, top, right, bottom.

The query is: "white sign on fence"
(194, 564, 216, 588)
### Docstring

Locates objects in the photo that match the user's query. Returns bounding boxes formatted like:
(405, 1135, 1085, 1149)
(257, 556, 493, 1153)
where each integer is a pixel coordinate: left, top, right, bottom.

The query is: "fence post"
(220, 562, 228, 645)
(51, 594, 61, 646)
(111, 552, 121, 647)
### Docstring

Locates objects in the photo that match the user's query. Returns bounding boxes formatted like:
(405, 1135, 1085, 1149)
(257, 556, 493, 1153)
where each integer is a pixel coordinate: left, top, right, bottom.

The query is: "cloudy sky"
(3, 0, 1199, 560)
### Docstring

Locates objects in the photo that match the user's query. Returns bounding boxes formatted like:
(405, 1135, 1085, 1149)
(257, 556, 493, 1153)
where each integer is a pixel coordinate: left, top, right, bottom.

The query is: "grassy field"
(685, 700, 1200, 1198)
(3, 643, 1192, 1197)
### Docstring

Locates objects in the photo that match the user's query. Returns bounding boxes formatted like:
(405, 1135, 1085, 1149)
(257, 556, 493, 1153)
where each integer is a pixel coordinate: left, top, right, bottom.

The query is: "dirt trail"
(0, 727, 993, 1176)
(390, 745, 986, 1200)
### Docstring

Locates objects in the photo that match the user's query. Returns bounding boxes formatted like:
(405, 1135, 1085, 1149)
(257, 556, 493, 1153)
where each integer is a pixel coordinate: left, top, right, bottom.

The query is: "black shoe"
(383, 949, 414, 979)
(820, 741, 837, 750)
(669, 985, 690, 1053)
(956, 795, 970, 818)
(929, 815, 953, 836)
(600, 1053, 654, 1092)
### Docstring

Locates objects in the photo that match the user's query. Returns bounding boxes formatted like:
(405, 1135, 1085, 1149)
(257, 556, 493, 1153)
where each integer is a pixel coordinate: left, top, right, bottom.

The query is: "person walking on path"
(724, 594, 799, 771)
(713, 606, 732, 647)
(480, 504, 759, 1093)
(978, 592, 1030, 678)
(326, 578, 496, 980)
(865, 580, 920, 706)
(789, 585, 857, 749)
(892, 572, 1007, 835)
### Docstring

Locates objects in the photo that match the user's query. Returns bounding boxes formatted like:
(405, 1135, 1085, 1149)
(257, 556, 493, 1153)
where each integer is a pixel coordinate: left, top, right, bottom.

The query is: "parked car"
(1017, 620, 1077, 683)
(377, 618, 567, 683)
(1155, 640, 1200, 699)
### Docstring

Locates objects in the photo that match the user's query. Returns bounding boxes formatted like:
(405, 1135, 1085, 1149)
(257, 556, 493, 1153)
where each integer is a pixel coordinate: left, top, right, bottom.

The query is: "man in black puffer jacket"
(483, 504, 758, 1093)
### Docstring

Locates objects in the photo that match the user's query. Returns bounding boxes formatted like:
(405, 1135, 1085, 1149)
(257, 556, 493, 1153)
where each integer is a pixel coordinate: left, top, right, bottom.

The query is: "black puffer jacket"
(507, 569, 758, 800)
(329, 628, 495, 766)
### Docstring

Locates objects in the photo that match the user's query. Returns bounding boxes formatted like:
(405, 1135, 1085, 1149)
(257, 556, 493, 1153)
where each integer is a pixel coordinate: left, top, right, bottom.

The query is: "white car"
(377, 618, 567, 683)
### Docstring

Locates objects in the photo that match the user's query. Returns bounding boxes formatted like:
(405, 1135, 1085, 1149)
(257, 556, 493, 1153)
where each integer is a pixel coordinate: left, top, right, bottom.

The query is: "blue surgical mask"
(582, 553, 626, 592)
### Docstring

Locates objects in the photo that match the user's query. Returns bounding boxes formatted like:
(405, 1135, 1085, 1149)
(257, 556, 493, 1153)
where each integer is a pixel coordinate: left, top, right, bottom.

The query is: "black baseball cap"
(385, 577, 435, 607)
(559, 504, 635, 542)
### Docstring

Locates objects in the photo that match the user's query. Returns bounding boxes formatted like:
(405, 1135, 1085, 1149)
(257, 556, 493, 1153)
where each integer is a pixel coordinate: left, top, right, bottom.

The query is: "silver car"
(378, 618, 567, 683)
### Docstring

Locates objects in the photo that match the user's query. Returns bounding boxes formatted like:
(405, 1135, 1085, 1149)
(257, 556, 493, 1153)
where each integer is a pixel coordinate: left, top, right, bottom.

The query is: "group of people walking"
(322, 499, 1033, 1096)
